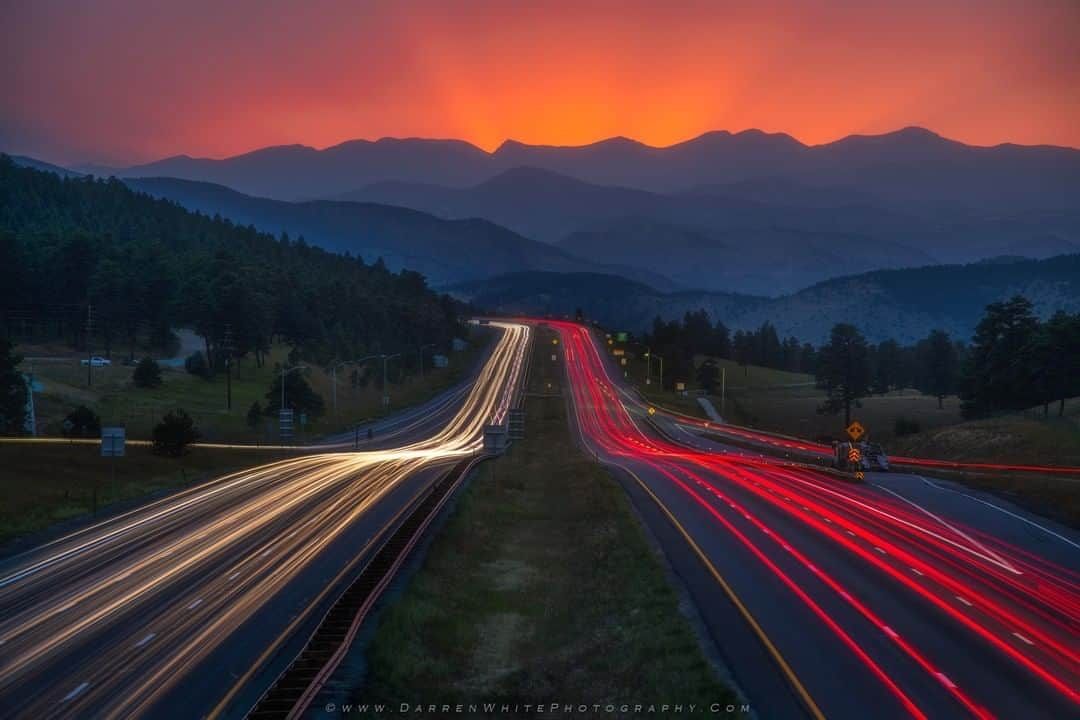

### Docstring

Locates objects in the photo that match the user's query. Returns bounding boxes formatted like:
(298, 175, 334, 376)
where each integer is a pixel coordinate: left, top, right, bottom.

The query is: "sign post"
(100, 426, 125, 516)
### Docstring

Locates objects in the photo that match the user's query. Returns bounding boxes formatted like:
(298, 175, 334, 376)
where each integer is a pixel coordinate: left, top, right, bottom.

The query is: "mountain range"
(11, 126, 1079, 298)
(75, 127, 1080, 216)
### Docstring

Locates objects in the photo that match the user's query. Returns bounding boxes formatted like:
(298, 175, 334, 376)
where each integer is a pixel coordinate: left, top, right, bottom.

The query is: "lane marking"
(228, 572, 240, 580)
(62, 682, 89, 702)
(617, 466, 826, 720)
(1013, 632, 1034, 646)
(910, 567, 924, 576)
(879, 485, 1019, 573)
(955, 596, 972, 607)
(187, 598, 203, 610)
(135, 632, 156, 648)
(917, 476, 1080, 552)
(874, 546, 887, 555)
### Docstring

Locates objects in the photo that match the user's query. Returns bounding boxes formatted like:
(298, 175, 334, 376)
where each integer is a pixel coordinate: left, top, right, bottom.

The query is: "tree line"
(644, 311, 818, 387)
(635, 296, 1079, 428)
(0, 156, 464, 372)
(814, 296, 1079, 425)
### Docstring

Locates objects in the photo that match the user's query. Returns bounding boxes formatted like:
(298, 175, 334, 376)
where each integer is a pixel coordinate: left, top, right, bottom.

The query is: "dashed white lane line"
(1013, 632, 1034, 646)
(955, 595, 973, 607)
(874, 546, 887, 555)
(911, 567, 925, 576)
(135, 632, 156, 648)
(845, 529, 855, 536)
(62, 682, 89, 702)
(228, 571, 240, 580)
(935, 672, 956, 689)
(187, 598, 203, 610)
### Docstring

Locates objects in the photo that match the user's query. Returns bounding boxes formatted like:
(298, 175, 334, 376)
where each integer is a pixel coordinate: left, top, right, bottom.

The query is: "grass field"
(0, 442, 290, 546)
(623, 352, 964, 444)
(19, 333, 482, 443)
(353, 328, 739, 717)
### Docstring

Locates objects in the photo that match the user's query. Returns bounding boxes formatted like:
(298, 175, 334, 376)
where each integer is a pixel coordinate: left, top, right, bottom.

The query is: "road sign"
(616, 332, 628, 342)
(848, 446, 862, 463)
(855, 471, 865, 481)
(101, 426, 125, 457)
(279, 409, 294, 441)
(647, 406, 656, 416)
(845, 421, 865, 442)
(675, 381, 685, 391)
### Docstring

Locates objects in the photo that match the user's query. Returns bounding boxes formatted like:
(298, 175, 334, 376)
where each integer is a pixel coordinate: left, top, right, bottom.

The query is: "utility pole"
(85, 304, 94, 387)
(721, 366, 726, 419)
(223, 324, 235, 411)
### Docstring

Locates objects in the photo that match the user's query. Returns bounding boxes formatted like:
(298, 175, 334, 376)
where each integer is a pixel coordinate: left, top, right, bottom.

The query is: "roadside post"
(100, 426, 125, 516)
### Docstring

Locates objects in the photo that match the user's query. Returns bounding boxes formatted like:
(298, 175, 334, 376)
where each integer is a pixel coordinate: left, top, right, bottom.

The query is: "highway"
(551, 320, 1080, 720)
(0, 321, 530, 720)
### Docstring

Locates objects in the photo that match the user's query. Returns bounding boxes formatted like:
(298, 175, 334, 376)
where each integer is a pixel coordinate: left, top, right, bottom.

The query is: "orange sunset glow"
(3, 0, 1078, 165)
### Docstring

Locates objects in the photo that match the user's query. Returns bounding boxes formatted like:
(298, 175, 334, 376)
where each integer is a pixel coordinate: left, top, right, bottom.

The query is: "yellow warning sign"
(846, 421, 865, 442)
(647, 407, 656, 416)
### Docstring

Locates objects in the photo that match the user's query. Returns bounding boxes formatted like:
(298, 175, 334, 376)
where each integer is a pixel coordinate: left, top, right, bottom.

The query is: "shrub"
(133, 357, 163, 388)
(184, 351, 211, 379)
(152, 409, 200, 456)
(894, 416, 922, 437)
(63, 405, 101, 437)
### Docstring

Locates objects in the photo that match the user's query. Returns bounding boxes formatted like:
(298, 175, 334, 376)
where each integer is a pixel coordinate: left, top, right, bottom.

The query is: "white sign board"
(101, 426, 125, 457)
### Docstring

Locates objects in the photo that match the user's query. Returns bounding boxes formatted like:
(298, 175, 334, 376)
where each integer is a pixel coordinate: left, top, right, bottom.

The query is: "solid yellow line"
(622, 466, 827, 720)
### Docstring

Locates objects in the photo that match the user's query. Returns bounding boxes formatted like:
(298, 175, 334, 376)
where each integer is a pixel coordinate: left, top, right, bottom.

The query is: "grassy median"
(351, 330, 738, 717)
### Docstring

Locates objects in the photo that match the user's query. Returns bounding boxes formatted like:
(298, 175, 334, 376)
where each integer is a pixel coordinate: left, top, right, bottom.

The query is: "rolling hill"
(451, 255, 1080, 345)
(123, 177, 674, 289)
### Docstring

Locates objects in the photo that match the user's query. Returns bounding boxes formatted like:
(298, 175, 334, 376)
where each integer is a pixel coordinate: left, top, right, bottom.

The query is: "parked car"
(80, 356, 112, 367)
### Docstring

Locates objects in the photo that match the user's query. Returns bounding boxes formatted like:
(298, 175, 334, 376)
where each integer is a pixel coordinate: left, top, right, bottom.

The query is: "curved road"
(552, 320, 1079, 720)
(0, 321, 531, 719)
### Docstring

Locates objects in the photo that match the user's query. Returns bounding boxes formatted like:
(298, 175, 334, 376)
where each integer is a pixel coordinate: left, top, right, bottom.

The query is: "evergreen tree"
(815, 324, 871, 427)
(960, 296, 1040, 418)
(0, 339, 27, 435)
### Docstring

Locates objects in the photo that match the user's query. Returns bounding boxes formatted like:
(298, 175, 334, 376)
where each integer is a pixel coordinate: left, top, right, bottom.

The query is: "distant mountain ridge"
(71, 127, 1080, 215)
(451, 255, 1080, 345)
(122, 176, 676, 289)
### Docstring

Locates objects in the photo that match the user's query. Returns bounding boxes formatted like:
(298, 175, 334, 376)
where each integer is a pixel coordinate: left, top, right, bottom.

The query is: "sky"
(2, 0, 1078, 166)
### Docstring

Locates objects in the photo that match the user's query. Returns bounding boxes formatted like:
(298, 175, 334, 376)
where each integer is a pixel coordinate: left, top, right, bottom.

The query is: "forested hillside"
(0, 156, 463, 366)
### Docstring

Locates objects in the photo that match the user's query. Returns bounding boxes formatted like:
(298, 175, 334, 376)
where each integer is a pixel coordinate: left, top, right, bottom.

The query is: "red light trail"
(549, 319, 1080, 718)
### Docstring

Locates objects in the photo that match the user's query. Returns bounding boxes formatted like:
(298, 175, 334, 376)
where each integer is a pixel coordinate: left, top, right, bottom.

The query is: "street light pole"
(382, 353, 400, 408)
(418, 343, 435, 378)
(280, 364, 307, 412)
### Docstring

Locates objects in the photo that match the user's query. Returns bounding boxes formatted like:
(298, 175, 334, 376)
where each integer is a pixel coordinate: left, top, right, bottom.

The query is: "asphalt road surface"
(0, 321, 531, 720)
(551, 320, 1079, 720)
